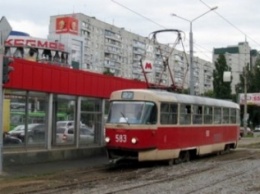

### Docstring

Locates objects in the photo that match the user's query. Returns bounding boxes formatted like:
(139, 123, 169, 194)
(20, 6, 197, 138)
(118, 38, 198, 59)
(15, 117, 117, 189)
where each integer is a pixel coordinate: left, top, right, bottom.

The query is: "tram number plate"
(115, 134, 127, 143)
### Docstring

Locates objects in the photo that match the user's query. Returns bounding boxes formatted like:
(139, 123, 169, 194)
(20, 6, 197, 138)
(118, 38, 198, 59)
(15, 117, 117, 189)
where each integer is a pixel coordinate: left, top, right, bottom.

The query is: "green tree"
(235, 58, 260, 94)
(180, 88, 189, 94)
(103, 69, 114, 76)
(202, 90, 215, 98)
(235, 57, 260, 128)
(249, 58, 260, 92)
(213, 54, 232, 100)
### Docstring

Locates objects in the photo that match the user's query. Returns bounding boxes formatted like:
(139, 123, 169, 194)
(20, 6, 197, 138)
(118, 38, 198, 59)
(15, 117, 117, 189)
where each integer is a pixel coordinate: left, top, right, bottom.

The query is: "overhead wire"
(112, 0, 260, 62)
(199, 0, 260, 76)
(110, 0, 214, 61)
(110, 0, 259, 95)
(110, 0, 166, 29)
(200, 0, 260, 48)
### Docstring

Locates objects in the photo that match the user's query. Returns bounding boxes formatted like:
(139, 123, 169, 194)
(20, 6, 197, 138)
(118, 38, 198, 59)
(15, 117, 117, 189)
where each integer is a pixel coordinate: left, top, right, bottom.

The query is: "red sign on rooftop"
(5, 36, 66, 52)
(55, 17, 78, 35)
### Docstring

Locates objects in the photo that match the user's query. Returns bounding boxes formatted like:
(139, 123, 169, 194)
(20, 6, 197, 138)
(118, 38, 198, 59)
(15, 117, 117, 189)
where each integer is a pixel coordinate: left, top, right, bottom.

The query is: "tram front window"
(107, 101, 157, 124)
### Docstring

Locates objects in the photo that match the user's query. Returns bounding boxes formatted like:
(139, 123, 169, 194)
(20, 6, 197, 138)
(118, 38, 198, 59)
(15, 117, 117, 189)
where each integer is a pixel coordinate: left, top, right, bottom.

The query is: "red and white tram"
(105, 89, 240, 164)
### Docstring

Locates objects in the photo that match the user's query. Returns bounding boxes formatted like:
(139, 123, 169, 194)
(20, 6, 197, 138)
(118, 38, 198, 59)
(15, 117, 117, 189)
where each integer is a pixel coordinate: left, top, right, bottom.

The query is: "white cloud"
(9, 20, 48, 38)
(1, 0, 260, 61)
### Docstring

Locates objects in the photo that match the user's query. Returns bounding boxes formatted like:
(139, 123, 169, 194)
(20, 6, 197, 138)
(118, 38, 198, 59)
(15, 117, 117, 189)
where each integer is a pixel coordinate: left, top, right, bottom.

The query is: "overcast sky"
(1, 0, 260, 62)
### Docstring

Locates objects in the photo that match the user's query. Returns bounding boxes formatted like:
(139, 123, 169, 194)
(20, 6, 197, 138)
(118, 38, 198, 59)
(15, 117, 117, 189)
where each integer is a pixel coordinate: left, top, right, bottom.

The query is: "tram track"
(2, 148, 260, 194)
(0, 166, 107, 194)
(184, 164, 260, 194)
(11, 164, 155, 194)
(94, 153, 257, 194)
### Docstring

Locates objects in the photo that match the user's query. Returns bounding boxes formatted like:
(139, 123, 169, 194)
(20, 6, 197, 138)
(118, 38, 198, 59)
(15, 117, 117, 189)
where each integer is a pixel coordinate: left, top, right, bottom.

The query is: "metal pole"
(243, 68, 248, 134)
(47, 93, 53, 150)
(171, 6, 217, 95)
(189, 22, 194, 95)
(0, 47, 4, 174)
(243, 37, 248, 135)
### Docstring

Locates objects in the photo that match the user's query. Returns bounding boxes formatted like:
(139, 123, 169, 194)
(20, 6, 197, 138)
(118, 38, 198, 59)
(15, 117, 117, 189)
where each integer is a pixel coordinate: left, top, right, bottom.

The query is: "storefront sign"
(239, 93, 260, 105)
(5, 36, 65, 51)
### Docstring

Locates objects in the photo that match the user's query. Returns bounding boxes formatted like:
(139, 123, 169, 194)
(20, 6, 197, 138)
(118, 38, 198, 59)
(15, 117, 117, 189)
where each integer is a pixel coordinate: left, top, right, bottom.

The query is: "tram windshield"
(107, 101, 157, 124)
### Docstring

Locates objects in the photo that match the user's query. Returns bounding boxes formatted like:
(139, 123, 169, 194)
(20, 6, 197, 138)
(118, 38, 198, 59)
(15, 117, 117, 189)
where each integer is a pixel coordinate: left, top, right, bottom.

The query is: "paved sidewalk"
(1, 154, 108, 178)
(238, 136, 260, 146)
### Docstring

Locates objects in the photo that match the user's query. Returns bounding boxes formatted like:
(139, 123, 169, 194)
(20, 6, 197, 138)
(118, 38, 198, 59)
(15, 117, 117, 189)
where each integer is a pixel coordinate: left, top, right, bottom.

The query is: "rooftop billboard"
(55, 17, 78, 35)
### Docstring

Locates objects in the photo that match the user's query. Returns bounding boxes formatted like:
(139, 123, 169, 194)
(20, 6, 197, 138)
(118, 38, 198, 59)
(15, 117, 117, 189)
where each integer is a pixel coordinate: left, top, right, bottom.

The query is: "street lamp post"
(243, 67, 248, 134)
(223, 67, 248, 134)
(171, 6, 218, 95)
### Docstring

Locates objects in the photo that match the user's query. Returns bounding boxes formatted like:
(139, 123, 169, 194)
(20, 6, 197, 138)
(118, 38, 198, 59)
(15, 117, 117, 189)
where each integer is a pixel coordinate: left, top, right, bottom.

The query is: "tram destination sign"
(121, 91, 134, 100)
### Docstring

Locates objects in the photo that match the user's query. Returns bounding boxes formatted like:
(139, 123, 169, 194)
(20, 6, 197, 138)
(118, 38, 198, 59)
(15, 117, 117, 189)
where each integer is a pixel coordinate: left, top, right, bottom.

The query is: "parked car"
(57, 120, 86, 128)
(9, 123, 46, 143)
(3, 132, 22, 145)
(240, 127, 254, 137)
(254, 125, 260, 132)
(56, 126, 94, 144)
(8, 124, 26, 137)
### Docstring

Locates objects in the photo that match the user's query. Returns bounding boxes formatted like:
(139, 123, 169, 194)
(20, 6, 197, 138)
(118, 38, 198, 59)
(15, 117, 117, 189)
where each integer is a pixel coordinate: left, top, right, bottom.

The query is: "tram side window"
(204, 106, 213, 124)
(160, 103, 177, 124)
(193, 105, 202, 124)
(230, 108, 236, 124)
(180, 104, 191, 125)
(169, 104, 178, 124)
(223, 108, 230, 124)
(214, 107, 222, 124)
(160, 103, 168, 124)
(236, 109, 240, 124)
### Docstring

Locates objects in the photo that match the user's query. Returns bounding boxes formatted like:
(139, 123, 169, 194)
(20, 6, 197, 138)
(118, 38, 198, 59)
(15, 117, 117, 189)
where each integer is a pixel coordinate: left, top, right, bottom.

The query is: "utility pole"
(223, 39, 249, 135)
(189, 22, 194, 95)
(243, 37, 248, 134)
(171, 6, 218, 95)
(243, 67, 248, 134)
(0, 46, 4, 174)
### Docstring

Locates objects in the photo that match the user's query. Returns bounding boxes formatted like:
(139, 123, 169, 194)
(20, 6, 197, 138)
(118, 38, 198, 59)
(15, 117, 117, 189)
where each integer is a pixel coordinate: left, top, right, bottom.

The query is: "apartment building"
(48, 13, 213, 94)
(213, 42, 259, 94)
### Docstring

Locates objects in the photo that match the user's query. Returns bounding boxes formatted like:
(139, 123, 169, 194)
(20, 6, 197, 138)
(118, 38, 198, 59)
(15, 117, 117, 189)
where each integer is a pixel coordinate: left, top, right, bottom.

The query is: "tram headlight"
(131, 138, 138, 144)
(105, 137, 110, 143)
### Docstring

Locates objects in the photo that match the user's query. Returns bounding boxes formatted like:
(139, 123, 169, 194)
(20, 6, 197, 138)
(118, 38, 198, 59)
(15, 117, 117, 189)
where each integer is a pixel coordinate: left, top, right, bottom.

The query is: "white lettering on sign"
(5, 36, 65, 51)
(142, 59, 153, 73)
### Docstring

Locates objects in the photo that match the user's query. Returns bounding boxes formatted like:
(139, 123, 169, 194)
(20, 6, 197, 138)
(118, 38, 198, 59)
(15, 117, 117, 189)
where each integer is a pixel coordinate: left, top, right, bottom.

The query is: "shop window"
(80, 97, 102, 146)
(53, 94, 75, 145)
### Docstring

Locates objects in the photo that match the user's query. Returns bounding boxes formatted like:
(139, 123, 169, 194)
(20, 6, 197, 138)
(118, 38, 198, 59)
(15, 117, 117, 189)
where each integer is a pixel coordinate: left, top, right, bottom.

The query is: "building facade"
(48, 13, 213, 95)
(213, 42, 259, 94)
(0, 16, 148, 153)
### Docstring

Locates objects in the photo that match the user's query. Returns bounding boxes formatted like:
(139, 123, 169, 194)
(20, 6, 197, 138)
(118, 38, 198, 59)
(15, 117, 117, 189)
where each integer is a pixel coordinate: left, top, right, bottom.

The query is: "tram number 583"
(115, 134, 127, 143)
